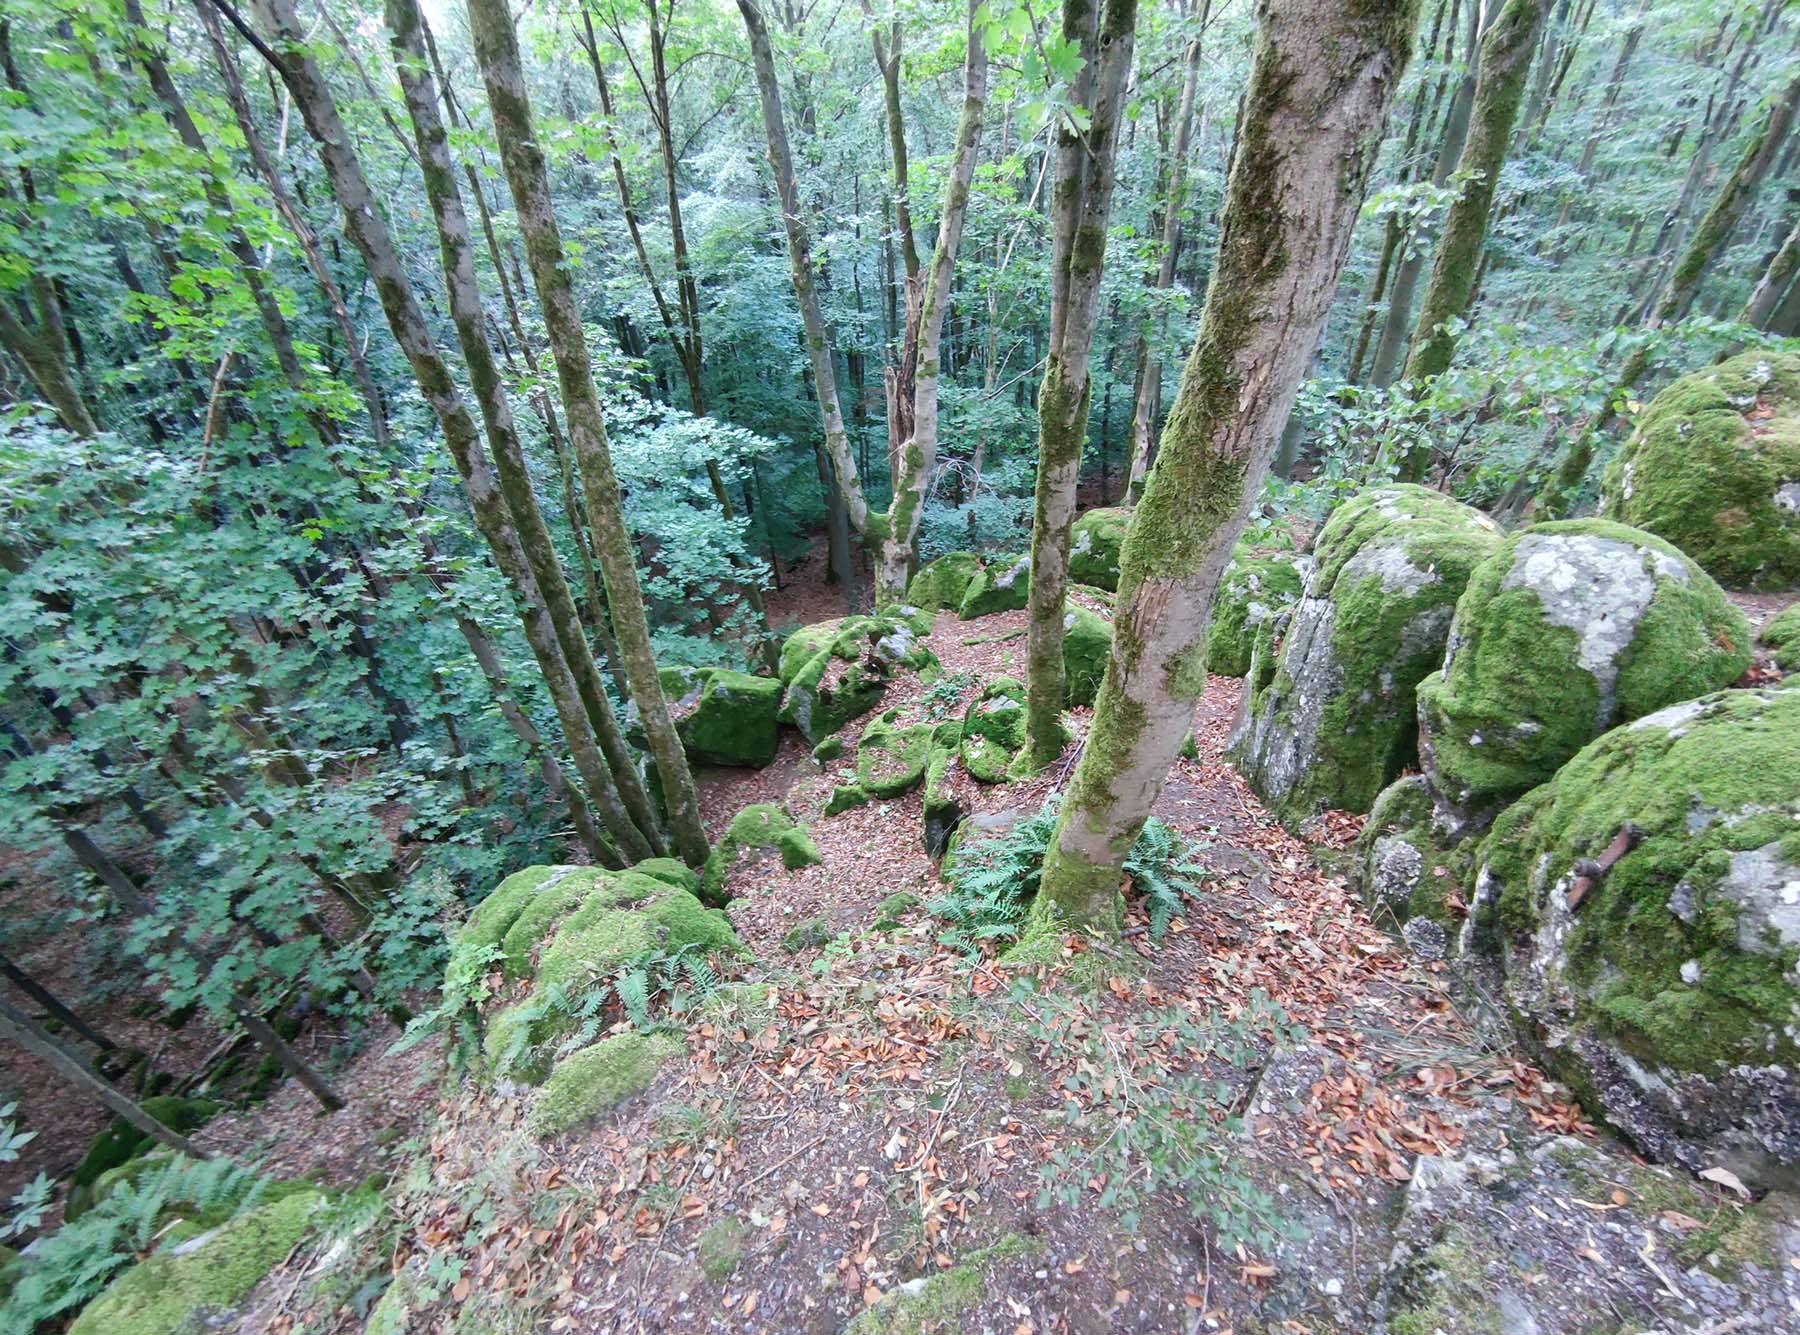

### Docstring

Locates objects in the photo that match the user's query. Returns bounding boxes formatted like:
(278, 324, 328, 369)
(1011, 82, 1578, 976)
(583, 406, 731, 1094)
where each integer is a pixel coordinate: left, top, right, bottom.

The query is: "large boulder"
(1060, 601, 1112, 707)
(1599, 350, 1800, 589)
(907, 551, 983, 612)
(1068, 507, 1129, 591)
(960, 677, 1027, 783)
(776, 612, 935, 744)
(1761, 601, 1800, 675)
(1228, 485, 1503, 826)
(957, 552, 1031, 619)
(1206, 546, 1306, 677)
(1417, 519, 1751, 812)
(655, 665, 781, 767)
(1472, 687, 1800, 1188)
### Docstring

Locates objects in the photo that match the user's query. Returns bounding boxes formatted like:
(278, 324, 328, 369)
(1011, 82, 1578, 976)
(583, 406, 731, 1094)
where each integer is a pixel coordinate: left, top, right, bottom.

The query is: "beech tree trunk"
(1032, 0, 1419, 936)
(464, 0, 711, 866)
(1023, 0, 1139, 770)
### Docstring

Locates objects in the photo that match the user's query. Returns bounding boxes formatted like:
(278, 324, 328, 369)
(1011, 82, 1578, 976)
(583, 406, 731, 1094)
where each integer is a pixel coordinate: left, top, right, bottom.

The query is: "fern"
(614, 969, 654, 1032)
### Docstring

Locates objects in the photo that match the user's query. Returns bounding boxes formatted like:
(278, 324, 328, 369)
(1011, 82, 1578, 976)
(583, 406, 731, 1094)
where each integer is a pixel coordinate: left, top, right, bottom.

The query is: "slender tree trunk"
(0, 952, 116, 1052)
(465, 0, 709, 866)
(1032, 0, 1419, 935)
(1395, 0, 1551, 470)
(1740, 210, 1799, 328)
(0, 996, 209, 1156)
(0, 298, 97, 437)
(1023, 0, 1139, 770)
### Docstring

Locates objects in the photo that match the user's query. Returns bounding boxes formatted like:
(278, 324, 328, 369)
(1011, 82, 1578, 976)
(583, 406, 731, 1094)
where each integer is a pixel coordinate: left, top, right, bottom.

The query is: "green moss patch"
(1759, 601, 1800, 672)
(906, 551, 982, 611)
(854, 710, 936, 797)
(959, 677, 1027, 783)
(527, 1033, 682, 1138)
(843, 1234, 1041, 1334)
(957, 553, 1031, 619)
(700, 803, 822, 902)
(777, 615, 937, 744)
(1206, 545, 1304, 677)
(1060, 601, 1112, 707)
(1069, 507, 1130, 591)
(658, 666, 781, 768)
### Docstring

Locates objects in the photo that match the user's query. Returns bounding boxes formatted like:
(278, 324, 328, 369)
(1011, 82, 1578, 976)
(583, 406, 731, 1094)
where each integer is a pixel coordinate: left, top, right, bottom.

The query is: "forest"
(1, 0, 1797, 1328)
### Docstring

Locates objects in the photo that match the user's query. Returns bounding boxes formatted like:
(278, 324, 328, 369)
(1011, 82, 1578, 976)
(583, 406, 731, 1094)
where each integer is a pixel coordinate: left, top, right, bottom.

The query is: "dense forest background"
(2, 0, 1797, 1262)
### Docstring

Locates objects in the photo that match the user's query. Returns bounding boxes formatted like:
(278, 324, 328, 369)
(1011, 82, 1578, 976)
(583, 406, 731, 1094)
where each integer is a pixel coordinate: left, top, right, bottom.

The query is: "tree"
(463, 0, 712, 867)
(1031, 0, 1421, 935)
(738, 0, 988, 607)
(1022, 0, 1139, 770)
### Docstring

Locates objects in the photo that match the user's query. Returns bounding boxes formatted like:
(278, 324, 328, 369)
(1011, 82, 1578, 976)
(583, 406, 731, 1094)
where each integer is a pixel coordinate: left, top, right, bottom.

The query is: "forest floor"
(240, 592, 1798, 1335)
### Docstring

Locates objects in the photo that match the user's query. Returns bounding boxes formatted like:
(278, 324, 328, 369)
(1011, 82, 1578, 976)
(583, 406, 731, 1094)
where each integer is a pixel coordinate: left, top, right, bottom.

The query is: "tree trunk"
(1741, 210, 1800, 328)
(1023, 0, 1139, 770)
(0, 952, 116, 1052)
(1032, 0, 1419, 936)
(464, 0, 710, 866)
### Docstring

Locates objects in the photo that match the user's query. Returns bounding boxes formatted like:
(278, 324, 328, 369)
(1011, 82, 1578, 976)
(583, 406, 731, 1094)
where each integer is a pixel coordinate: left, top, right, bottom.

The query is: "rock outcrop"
(777, 612, 936, 744)
(655, 665, 782, 767)
(1205, 546, 1305, 677)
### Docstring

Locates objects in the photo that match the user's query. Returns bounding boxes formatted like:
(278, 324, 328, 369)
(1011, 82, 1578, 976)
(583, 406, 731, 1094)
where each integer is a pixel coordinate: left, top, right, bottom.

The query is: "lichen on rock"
(1228, 484, 1503, 827)
(1416, 518, 1751, 811)
(1472, 686, 1800, 1188)
(777, 614, 938, 744)
(1206, 545, 1305, 677)
(1351, 775, 1476, 941)
(1599, 349, 1800, 589)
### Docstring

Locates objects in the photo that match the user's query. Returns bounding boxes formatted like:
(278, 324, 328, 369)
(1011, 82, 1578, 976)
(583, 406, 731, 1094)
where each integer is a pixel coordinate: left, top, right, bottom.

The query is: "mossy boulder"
(700, 803, 822, 902)
(853, 710, 937, 797)
(959, 677, 1027, 783)
(65, 1097, 222, 1221)
(464, 864, 739, 1079)
(1760, 601, 1800, 674)
(1599, 350, 1800, 590)
(1472, 686, 1800, 1188)
(1228, 485, 1503, 826)
(1060, 601, 1112, 708)
(778, 614, 937, 744)
(1206, 546, 1305, 677)
(1350, 776, 1478, 960)
(906, 551, 983, 611)
(526, 1032, 682, 1138)
(654, 666, 781, 768)
(67, 1189, 327, 1335)
(843, 1234, 1040, 1334)
(1417, 520, 1751, 812)
(921, 730, 964, 860)
(957, 553, 1031, 619)
(1068, 507, 1130, 591)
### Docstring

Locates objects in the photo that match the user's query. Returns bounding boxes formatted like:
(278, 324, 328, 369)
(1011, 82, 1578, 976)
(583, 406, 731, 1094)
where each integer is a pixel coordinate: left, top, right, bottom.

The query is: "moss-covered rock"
(957, 553, 1031, 619)
(906, 551, 983, 611)
(1350, 776, 1478, 959)
(1228, 485, 1504, 826)
(1760, 601, 1800, 673)
(526, 1032, 682, 1138)
(1206, 546, 1305, 677)
(1417, 519, 1751, 812)
(959, 677, 1027, 783)
(65, 1097, 222, 1221)
(1471, 686, 1800, 1188)
(825, 783, 870, 815)
(1069, 507, 1130, 591)
(695, 1216, 753, 1281)
(921, 728, 963, 860)
(655, 666, 781, 767)
(1060, 600, 1112, 708)
(699, 804, 822, 903)
(843, 1234, 1040, 1334)
(853, 710, 935, 797)
(1599, 350, 1800, 589)
(777, 614, 937, 744)
(873, 892, 920, 930)
(68, 1189, 326, 1335)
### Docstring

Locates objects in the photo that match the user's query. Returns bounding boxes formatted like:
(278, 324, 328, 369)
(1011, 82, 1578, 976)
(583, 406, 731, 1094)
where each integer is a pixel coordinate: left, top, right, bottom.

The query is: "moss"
(781, 916, 832, 953)
(957, 553, 1031, 619)
(854, 711, 935, 797)
(455, 865, 562, 965)
(906, 551, 983, 611)
(843, 1234, 1042, 1334)
(1206, 546, 1304, 677)
(1599, 350, 1800, 589)
(959, 677, 1027, 783)
(826, 783, 871, 815)
(68, 1190, 326, 1335)
(1068, 507, 1130, 591)
(812, 734, 845, 763)
(1418, 519, 1750, 810)
(1351, 776, 1475, 930)
(695, 1216, 753, 1281)
(497, 867, 606, 978)
(777, 614, 935, 744)
(1059, 601, 1112, 708)
(1476, 687, 1800, 1077)
(1385, 1232, 1504, 1335)
(873, 892, 920, 930)
(1759, 601, 1800, 672)
(701, 804, 819, 901)
(632, 858, 700, 894)
(526, 1033, 682, 1138)
(66, 1097, 222, 1220)
(662, 667, 781, 768)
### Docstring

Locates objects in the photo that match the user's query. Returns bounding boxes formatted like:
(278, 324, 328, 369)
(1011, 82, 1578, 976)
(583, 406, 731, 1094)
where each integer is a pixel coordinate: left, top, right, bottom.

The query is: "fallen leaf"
(1699, 1166, 1751, 1199)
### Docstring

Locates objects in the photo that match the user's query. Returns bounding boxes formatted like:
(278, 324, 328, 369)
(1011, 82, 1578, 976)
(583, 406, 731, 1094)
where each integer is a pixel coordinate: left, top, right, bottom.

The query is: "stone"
(1473, 686, 1800, 1188)
(1351, 775, 1478, 939)
(1206, 546, 1305, 677)
(1417, 519, 1751, 812)
(957, 552, 1031, 619)
(1229, 485, 1503, 827)
(654, 665, 781, 767)
(906, 551, 983, 611)
(777, 614, 938, 745)
(1060, 600, 1112, 707)
(1760, 601, 1800, 675)
(527, 1032, 682, 1138)
(700, 803, 822, 902)
(853, 710, 936, 798)
(1068, 507, 1130, 591)
(959, 677, 1027, 783)
(1600, 349, 1800, 589)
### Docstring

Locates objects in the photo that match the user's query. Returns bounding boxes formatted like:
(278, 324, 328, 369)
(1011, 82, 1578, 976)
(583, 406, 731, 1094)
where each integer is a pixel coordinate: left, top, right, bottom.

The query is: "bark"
(864, 4, 921, 285)
(464, 0, 710, 866)
(0, 995, 210, 1156)
(1023, 0, 1139, 769)
(1741, 210, 1800, 328)
(1033, 0, 1419, 934)
(1124, 5, 1207, 507)
(0, 952, 117, 1052)
(228, 0, 648, 863)
(0, 297, 97, 436)
(1396, 0, 1551, 436)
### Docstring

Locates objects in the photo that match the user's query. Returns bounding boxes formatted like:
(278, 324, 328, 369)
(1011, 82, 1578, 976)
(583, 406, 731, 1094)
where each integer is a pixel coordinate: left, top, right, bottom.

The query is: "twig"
(740, 1133, 829, 1191)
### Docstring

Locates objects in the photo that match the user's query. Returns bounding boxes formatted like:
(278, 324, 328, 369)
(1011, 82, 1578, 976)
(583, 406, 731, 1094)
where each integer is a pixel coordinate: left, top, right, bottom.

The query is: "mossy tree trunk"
(1394, 0, 1551, 476)
(1032, 0, 1420, 936)
(0, 296, 96, 437)
(464, 0, 710, 868)
(1023, 0, 1139, 770)
(1539, 65, 1800, 518)
(1741, 212, 1800, 328)
(241, 0, 646, 865)
(738, 0, 986, 610)
(1124, 1, 1206, 508)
